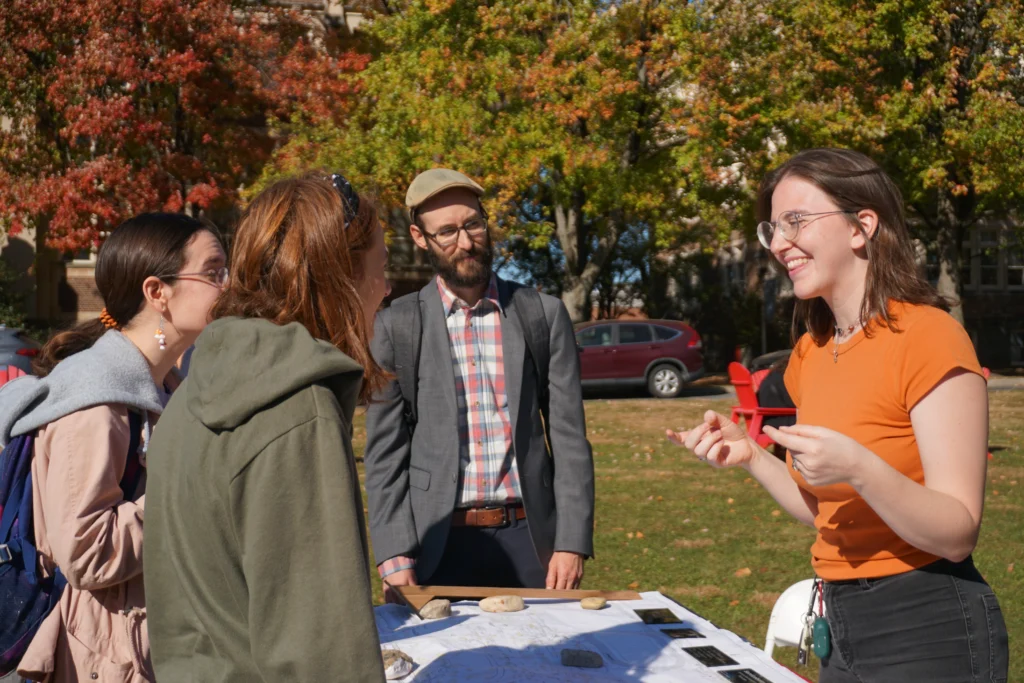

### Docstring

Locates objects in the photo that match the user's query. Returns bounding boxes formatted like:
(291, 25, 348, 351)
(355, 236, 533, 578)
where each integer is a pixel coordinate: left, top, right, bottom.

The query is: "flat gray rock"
(561, 648, 604, 668)
(381, 649, 414, 679)
(420, 598, 452, 619)
(479, 595, 526, 612)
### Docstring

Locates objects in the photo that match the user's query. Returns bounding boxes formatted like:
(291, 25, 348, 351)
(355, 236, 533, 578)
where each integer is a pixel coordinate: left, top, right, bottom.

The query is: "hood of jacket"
(0, 330, 168, 446)
(184, 317, 364, 430)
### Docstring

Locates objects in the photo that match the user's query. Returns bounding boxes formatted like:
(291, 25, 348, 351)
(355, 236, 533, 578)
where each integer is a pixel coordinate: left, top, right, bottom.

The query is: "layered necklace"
(832, 320, 864, 363)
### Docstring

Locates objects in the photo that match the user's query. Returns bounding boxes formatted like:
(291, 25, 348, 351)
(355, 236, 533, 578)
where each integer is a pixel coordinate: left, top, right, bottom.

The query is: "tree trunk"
(554, 198, 623, 323)
(935, 191, 965, 324)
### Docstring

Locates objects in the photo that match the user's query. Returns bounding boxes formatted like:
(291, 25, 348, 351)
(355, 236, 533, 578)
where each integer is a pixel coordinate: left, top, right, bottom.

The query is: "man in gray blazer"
(364, 169, 595, 600)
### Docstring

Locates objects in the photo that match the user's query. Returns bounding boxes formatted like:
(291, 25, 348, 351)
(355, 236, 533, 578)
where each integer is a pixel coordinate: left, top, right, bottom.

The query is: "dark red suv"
(574, 319, 704, 398)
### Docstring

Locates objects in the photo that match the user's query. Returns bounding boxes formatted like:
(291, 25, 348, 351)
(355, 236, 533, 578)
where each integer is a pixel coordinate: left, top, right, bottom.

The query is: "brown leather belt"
(451, 505, 526, 528)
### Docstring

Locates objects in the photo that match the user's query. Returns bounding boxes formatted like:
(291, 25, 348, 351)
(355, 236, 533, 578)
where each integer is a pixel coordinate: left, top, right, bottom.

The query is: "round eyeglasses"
(756, 210, 857, 249)
(424, 216, 488, 248)
(158, 266, 229, 288)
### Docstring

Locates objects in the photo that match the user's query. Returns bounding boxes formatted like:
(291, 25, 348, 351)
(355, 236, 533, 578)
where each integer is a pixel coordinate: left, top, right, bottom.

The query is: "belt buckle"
(482, 506, 510, 528)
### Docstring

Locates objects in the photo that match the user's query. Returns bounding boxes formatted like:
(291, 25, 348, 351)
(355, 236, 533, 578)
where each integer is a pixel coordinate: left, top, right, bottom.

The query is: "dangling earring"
(155, 315, 167, 351)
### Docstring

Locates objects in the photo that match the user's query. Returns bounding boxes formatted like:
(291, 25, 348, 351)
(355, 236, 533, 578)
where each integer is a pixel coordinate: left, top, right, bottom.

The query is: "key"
(797, 613, 814, 665)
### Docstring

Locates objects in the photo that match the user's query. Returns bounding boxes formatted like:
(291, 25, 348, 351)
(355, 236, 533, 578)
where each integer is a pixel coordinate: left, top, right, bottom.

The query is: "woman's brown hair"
(756, 148, 948, 345)
(211, 173, 387, 403)
(34, 213, 213, 376)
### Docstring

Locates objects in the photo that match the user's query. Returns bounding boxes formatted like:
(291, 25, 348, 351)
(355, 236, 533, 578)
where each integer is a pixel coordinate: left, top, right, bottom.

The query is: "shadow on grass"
(583, 386, 732, 401)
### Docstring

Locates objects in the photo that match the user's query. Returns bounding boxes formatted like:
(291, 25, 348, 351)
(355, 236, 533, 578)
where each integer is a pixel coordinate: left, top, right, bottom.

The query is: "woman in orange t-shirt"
(668, 149, 1008, 682)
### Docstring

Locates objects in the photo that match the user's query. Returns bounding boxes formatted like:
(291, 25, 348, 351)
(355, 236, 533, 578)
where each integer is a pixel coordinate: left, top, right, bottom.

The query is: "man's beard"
(427, 238, 494, 289)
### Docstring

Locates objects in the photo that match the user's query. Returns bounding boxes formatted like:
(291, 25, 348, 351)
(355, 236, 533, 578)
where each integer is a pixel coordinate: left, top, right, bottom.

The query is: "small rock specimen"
(561, 649, 604, 668)
(479, 595, 526, 612)
(580, 597, 608, 610)
(381, 649, 414, 679)
(419, 598, 452, 619)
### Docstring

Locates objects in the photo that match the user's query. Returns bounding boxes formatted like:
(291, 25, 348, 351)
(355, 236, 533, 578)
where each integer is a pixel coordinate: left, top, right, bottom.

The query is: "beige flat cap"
(406, 168, 484, 209)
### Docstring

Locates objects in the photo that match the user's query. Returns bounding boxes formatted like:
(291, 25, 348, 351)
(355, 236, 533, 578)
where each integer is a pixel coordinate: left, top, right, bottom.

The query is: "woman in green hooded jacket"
(144, 173, 391, 683)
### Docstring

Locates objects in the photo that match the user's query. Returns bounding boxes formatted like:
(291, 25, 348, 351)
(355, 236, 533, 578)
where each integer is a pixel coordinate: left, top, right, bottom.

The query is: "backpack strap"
(390, 292, 423, 432)
(510, 287, 551, 419)
(119, 411, 144, 501)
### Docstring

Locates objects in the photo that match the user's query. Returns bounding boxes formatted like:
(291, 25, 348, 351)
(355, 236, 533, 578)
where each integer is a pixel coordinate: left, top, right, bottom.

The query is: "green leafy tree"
(682, 0, 1024, 322)
(268, 0, 713, 322)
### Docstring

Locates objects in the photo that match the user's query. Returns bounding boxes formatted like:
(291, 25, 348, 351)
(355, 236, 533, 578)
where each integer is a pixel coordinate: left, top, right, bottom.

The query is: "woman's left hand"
(763, 424, 874, 488)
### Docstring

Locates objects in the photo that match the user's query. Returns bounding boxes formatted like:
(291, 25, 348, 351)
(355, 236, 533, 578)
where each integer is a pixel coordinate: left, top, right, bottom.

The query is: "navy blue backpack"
(0, 412, 143, 676)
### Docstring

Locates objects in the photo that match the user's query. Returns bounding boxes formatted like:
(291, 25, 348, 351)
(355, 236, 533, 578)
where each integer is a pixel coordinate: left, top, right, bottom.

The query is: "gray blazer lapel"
(498, 278, 526, 450)
(420, 279, 459, 428)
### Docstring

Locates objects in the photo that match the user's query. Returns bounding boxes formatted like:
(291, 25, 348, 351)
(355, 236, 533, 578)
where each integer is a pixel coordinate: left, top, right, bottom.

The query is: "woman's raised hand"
(665, 410, 759, 468)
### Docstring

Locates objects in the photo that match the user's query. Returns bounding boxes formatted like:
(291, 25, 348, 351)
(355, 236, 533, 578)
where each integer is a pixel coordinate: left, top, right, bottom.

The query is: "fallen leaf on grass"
(1009, 563, 1015, 573)
(628, 581, 640, 589)
(636, 531, 645, 539)
(626, 532, 634, 539)
(734, 567, 752, 578)
(727, 498, 735, 504)
(729, 600, 740, 607)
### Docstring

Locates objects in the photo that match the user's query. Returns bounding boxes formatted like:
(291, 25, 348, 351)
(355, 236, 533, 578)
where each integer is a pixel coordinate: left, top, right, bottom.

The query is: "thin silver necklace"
(832, 321, 863, 363)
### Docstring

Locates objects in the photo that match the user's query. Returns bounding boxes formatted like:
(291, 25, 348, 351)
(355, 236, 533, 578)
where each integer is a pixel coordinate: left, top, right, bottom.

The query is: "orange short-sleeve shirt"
(783, 301, 983, 581)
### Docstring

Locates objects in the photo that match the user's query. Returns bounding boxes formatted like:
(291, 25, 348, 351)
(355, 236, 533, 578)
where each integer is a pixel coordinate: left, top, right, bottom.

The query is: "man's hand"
(382, 568, 418, 605)
(546, 551, 585, 590)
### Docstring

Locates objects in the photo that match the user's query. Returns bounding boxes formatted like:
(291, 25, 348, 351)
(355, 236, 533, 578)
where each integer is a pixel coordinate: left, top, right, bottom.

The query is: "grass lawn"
(352, 390, 1024, 681)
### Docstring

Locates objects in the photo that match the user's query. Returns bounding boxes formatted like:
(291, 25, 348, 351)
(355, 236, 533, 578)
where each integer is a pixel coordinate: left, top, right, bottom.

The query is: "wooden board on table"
(393, 585, 642, 616)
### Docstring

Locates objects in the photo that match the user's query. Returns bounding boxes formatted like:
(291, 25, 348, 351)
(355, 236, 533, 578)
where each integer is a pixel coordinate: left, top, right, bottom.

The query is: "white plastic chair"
(764, 578, 825, 658)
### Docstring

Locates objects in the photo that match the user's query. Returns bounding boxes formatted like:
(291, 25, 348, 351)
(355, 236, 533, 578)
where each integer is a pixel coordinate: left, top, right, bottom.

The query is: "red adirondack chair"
(0, 364, 27, 389)
(728, 362, 797, 451)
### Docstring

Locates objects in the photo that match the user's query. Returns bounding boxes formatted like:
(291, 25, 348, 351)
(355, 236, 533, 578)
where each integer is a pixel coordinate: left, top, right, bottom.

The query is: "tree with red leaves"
(0, 0, 368, 253)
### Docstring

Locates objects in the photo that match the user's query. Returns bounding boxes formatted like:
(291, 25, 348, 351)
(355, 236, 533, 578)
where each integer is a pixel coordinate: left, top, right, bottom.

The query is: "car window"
(576, 325, 614, 347)
(618, 324, 653, 344)
(653, 325, 680, 341)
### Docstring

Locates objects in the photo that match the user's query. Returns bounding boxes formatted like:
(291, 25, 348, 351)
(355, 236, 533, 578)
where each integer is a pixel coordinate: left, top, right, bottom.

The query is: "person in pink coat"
(0, 213, 225, 682)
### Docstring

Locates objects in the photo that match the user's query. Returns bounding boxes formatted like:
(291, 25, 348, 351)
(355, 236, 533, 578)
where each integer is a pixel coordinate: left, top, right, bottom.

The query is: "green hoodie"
(144, 317, 385, 683)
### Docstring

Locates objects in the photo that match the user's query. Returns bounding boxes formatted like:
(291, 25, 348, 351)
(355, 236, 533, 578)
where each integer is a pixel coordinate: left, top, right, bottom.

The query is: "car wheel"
(647, 364, 683, 398)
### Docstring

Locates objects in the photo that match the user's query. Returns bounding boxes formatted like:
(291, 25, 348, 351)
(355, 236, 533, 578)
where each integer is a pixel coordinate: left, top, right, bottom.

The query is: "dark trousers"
(821, 557, 1009, 683)
(424, 513, 547, 588)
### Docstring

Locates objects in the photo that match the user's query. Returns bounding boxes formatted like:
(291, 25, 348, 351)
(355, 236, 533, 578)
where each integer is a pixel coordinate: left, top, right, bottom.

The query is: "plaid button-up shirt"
(378, 275, 522, 579)
(439, 275, 522, 507)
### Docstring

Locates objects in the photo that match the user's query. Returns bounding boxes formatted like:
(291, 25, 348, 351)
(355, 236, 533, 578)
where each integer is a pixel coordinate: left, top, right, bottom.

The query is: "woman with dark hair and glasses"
(0, 213, 226, 683)
(144, 173, 391, 682)
(667, 149, 1008, 682)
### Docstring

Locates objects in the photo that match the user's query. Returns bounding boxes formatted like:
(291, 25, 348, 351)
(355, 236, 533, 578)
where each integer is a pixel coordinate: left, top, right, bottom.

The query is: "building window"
(1007, 239, 1024, 290)
(978, 228, 1000, 288)
(942, 223, 1022, 292)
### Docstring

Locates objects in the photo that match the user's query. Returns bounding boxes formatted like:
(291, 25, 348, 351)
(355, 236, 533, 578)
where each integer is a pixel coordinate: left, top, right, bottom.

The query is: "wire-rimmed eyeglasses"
(756, 210, 858, 249)
(158, 266, 229, 288)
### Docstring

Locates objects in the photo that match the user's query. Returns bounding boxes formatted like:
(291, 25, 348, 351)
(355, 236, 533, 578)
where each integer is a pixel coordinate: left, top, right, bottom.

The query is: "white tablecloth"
(374, 591, 807, 682)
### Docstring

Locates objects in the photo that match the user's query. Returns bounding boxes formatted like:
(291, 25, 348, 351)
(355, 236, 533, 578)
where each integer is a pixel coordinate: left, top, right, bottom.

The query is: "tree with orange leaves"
(0, 0, 368, 254)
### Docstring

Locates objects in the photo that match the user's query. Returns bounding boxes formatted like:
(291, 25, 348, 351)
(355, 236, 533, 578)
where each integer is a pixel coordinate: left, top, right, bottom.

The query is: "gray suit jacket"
(364, 276, 595, 581)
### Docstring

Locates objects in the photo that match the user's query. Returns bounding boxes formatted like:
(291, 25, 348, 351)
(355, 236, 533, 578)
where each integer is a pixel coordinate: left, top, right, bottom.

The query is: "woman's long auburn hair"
(211, 173, 387, 403)
(756, 148, 948, 345)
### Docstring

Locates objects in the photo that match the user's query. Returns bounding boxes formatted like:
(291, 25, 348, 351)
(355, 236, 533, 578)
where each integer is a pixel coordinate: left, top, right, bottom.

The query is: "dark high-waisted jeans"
(821, 556, 1009, 683)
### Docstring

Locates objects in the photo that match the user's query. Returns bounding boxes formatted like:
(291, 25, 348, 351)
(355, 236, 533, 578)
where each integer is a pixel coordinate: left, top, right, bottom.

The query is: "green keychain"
(809, 578, 832, 660)
(812, 616, 831, 659)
